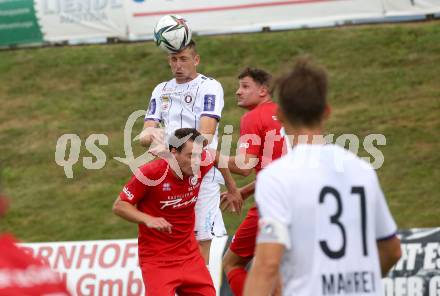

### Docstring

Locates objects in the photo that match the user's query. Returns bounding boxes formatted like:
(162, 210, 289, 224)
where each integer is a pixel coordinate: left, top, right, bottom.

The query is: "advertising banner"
(0, 0, 43, 46)
(383, 228, 440, 296)
(125, 0, 386, 38)
(382, 0, 440, 16)
(20, 236, 229, 296)
(33, 0, 128, 42)
(20, 228, 440, 296)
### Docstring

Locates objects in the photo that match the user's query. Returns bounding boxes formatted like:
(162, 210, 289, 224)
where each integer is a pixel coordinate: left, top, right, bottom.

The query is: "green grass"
(0, 21, 439, 242)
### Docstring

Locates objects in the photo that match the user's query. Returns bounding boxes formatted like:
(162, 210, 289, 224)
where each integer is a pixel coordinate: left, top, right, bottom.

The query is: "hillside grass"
(0, 21, 439, 242)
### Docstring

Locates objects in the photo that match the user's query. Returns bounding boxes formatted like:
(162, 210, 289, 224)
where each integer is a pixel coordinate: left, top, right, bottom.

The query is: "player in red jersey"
(220, 68, 286, 296)
(0, 188, 71, 296)
(113, 128, 241, 296)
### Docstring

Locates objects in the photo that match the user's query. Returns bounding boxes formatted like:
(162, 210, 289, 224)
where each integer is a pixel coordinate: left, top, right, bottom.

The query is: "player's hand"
(220, 190, 243, 215)
(144, 217, 172, 233)
(148, 143, 170, 159)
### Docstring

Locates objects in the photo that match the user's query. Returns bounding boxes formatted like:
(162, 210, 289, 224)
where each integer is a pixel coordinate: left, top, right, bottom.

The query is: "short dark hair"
(238, 67, 272, 87)
(184, 39, 197, 55)
(276, 57, 328, 127)
(169, 128, 206, 152)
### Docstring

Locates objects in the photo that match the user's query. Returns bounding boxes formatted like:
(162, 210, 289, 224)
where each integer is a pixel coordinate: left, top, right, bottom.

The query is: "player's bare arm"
(139, 120, 162, 147)
(199, 115, 218, 144)
(112, 198, 172, 233)
(238, 181, 255, 200)
(217, 166, 243, 214)
(215, 153, 258, 177)
(377, 235, 402, 276)
(243, 243, 284, 296)
(207, 148, 243, 214)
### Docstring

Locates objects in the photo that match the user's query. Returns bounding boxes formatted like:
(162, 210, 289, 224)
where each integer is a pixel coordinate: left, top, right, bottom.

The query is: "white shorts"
(194, 169, 227, 241)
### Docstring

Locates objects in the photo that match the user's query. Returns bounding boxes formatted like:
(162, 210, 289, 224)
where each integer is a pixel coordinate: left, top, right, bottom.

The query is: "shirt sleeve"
(239, 112, 262, 156)
(255, 168, 292, 248)
(119, 171, 150, 205)
(200, 80, 224, 121)
(144, 84, 163, 122)
(373, 173, 398, 240)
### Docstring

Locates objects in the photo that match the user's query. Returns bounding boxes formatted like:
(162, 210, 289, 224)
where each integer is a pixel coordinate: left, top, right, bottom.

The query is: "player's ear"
(194, 54, 200, 67)
(259, 85, 268, 97)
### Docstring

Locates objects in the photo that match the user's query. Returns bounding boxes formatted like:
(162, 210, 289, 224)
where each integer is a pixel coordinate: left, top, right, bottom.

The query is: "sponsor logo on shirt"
(203, 94, 216, 111)
(123, 187, 134, 200)
(160, 196, 198, 210)
(161, 96, 170, 111)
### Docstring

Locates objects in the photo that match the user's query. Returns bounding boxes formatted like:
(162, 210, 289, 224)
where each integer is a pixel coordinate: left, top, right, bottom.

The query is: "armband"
(257, 217, 291, 249)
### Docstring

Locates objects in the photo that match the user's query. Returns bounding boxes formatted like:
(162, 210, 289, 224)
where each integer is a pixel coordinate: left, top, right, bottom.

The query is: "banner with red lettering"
(21, 239, 143, 295)
(20, 237, 229, 296)
(19, 229, 440, 296)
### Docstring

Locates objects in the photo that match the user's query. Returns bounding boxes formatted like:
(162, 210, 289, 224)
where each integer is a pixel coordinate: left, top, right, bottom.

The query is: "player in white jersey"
(140, 40, 242, 264)
(243, 58, 402, 296)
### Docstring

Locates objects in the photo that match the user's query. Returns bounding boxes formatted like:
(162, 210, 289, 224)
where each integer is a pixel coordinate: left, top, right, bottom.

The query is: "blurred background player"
(139, 40, 237, 264)
(244, 57, 402, 296)
(219, 68, 286, 296)
(0, 184, 70, 295)
(114, 128, 241, 295)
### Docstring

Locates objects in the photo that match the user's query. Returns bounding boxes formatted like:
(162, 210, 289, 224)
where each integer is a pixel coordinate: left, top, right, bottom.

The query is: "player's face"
(236, 77, 267, 109)
(174, 140, 204, 176)
(169, 48, 200, 83)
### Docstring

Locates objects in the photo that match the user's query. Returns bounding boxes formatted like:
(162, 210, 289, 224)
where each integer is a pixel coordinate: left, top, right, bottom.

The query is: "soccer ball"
(153, 15, 192, 53)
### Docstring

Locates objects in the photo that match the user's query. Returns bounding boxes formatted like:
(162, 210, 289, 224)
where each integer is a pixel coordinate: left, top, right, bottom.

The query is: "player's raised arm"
(139, 120, 162, 147)
(199, 116, 218, 145)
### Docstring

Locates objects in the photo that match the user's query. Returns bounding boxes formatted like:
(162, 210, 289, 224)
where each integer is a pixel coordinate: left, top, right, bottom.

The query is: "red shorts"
(229, 205, 259, 258)
(140, 255, 215, 296)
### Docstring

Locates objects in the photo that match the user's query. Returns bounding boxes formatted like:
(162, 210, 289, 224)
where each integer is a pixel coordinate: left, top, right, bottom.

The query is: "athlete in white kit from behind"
(140, 40, 240, 264)
(244, 57, 402, 296)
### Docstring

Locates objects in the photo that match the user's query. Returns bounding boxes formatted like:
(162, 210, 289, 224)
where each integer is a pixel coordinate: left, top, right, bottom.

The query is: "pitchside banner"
(20, 237, 229, 296)
(20, 228, 440, 296)
(382, 0, 440, 16)
(33, 0, 127, 42)
(0, 0, 43, 46)
(125, 0, 386, 38)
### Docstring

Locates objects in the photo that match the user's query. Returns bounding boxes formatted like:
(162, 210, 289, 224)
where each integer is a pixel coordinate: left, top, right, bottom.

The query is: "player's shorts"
(140, 255, 215, 296)
(194, 169, 227, 241)
(229, 205, 259, 258)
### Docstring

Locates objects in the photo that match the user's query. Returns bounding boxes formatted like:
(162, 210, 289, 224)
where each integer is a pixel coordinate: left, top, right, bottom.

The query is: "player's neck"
(175, 73, 199, 84)
(247, 96, 271, 110)
(284, 125, 325, 147)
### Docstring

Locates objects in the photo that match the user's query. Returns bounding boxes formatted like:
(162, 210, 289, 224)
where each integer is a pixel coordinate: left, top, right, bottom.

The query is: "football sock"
(227, 268, 247, 296)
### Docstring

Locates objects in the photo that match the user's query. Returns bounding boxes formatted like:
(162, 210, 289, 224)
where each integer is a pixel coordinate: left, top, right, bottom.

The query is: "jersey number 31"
(319, 186, 367, 259)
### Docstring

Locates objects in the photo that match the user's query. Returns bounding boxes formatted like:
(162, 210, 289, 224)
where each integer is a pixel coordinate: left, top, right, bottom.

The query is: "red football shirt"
(119, 151, 214, 263)
(239, 101, 286, 174)
(0, 234, 70, 296)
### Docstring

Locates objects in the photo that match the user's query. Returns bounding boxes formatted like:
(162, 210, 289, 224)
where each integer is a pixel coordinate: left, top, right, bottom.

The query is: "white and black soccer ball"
(153, 15, 192, 53)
